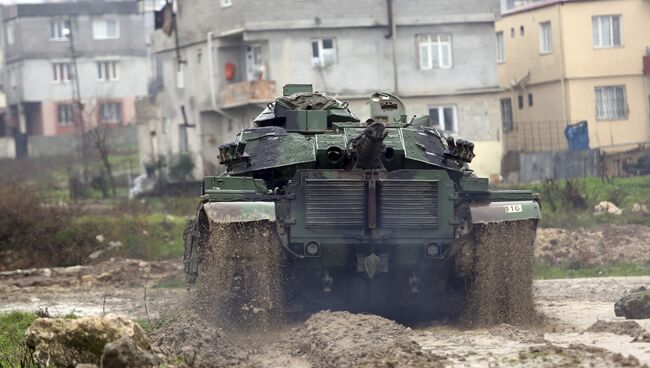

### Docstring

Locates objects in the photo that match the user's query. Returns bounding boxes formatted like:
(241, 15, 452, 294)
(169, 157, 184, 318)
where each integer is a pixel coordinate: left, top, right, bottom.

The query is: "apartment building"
(0, 1, 149, 139)
(496, 0, 650, 152)
(141, 0, 505, 179)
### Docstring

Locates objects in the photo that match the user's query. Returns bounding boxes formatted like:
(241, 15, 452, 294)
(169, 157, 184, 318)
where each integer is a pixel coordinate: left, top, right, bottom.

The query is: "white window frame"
(99, 102, 122, 124)
(538, 21, 552, 54)
(220, 0, 232, 7)
(592, 15, 622, 48)
(58, 104, 75, 126)
(96, 60, 119, 81)
(418, 34, 453, 70)
(429, 105, 458, 133)
(6, 21, 15, 45)
(496, 32, 504, 63)
(311, 38, 336, 68)
(595, 85, 628, 120)
(52, 62, 72, 83)
(50, 19, 68, 41)
(92, 18, 120, 40)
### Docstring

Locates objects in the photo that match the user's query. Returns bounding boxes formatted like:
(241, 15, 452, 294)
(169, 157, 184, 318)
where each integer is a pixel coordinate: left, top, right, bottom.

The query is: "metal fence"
(504, 120, 570, 153)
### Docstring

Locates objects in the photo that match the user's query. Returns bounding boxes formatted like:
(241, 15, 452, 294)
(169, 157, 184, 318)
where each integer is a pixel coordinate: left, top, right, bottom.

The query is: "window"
(50, 20, 68, 40)
(510, 28, 515, 38)
(6, 21, 14, 45)
(592, 15, 622, 48)
(595, 85, 627, 120)
(539, 21, 552, 54)
(52, 62, 72, 82)
(500, 98, 513, 132)
(96, 61, 119, 81)
(100, 102, 121, 124)
(518, 95, 524, 109)
(520, 25, 525, 36)
(496, 32, 504, 63)
(58, 104, 74, 125)
(92, 19, 119, 39)
(418, 34, 453, 70)
(311, 38, 336, 67)
(429, 106, 458, 133)
(220, 0, 232, 7)
(528, 93, 534, 107)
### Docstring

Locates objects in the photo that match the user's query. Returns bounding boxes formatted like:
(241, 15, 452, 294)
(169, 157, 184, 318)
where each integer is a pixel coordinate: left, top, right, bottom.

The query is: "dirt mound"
(586, 320, 646, 337)
(148, 310, 246, 367)
(517, 343, 645, 367)
(465, 221, 537, 326)
(285, 311, 445, 368)
(535, 224, 650, 267)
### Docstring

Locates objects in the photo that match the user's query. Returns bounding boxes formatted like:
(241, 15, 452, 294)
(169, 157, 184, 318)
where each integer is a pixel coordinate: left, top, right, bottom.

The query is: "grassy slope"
(0, 311, 37, 367)
(506, 176, 650, 278)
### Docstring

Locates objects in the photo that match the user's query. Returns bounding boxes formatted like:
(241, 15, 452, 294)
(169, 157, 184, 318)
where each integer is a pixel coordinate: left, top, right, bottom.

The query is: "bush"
(168, 153, 195, 182)
(0, 181, 97, 271)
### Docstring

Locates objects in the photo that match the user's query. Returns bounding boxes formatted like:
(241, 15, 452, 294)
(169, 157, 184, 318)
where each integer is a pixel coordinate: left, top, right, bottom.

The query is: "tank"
(184, 84, 540, 324)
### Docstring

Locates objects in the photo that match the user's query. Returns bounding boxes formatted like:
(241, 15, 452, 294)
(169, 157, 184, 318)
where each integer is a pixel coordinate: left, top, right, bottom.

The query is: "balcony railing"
(219, 80, 276, 108)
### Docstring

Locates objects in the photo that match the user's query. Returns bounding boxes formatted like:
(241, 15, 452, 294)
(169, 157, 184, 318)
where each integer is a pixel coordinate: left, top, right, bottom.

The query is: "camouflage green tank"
(184, 84, 540, 323)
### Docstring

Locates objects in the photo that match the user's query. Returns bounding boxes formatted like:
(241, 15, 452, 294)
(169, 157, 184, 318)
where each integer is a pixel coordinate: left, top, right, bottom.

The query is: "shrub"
(0, 181, 97, 270)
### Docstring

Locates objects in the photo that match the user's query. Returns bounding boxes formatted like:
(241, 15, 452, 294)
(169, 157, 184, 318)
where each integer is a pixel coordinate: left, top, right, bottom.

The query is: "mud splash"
(465, 220, 537, 326)
(190, 220, 287, 331)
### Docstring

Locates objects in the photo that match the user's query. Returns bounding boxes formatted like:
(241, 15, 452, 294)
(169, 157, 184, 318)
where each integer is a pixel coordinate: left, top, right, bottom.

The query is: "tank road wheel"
(459, 220, 538, 326)
(185, 214, 286, 330)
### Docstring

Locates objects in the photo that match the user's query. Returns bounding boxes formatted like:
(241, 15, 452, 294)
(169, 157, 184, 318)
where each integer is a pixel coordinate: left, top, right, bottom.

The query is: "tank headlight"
(305, 241, 320, 256)
(425, 243, 440, 258)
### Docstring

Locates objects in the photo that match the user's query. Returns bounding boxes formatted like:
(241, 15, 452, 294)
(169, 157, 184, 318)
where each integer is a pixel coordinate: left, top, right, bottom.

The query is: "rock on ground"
(101, 336, 158, 368)
(25, 314, 150, 367)
(615, 287, 650, 320)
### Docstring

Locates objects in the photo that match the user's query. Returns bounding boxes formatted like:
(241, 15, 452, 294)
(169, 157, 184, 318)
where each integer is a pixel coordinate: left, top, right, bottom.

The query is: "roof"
(3, 1, 139, 19)
(502, 0, 590, 16)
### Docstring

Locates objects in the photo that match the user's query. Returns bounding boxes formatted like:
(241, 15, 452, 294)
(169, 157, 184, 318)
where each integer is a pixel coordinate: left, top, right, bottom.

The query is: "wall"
(516, 149, 602, 182)
(496, 4, 563, 87)
(27, 124, 137, 157)
(0, 136, 15, 158)
(567, 76, 649, 149)
(13, 57, 148, 103)
(561, 0, 650, 80)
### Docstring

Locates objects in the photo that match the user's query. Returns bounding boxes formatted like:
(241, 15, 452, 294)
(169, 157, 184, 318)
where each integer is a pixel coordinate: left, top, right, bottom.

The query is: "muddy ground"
(2, 258, 650, 367)
(2, 224, 650, 367)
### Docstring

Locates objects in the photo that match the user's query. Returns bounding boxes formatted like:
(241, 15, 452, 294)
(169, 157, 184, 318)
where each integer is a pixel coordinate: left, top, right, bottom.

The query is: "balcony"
(219, 80, 276, 109)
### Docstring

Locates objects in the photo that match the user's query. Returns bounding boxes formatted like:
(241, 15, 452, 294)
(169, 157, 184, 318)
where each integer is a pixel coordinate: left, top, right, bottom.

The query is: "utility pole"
(66, 17, 89, 184)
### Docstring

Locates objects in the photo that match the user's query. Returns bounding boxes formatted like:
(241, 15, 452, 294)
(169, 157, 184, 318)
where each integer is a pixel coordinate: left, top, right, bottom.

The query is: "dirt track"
(1, 259, 650, 367)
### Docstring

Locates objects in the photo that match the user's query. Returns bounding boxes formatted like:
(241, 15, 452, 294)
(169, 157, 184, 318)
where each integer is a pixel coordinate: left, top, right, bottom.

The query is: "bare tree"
(82, 98, 117, 198)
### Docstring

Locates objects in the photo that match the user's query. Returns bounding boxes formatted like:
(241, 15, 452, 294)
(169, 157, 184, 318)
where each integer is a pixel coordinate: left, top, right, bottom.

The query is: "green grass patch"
(534, 262, 650, 280)
(0, 311, 38, 367)
(500, 176, 650, 229)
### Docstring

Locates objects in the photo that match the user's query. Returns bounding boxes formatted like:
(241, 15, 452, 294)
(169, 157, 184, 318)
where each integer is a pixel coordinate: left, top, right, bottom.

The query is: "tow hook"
(322, 270, 333, 292)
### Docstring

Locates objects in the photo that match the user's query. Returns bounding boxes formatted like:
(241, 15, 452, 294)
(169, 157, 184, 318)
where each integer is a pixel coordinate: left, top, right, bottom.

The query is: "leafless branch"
(144, 269, 152, 329)
(102, 288, 109, 316)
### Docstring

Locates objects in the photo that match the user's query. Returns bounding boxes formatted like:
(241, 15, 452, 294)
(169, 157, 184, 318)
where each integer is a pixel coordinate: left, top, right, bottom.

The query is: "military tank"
(184, 84, 540, 325)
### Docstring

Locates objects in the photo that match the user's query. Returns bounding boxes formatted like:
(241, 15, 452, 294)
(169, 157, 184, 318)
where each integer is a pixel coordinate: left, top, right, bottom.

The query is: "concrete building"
(141, 0, 506, 180)
(0, 1, 149, 139)
(496, 0, 650, 153)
